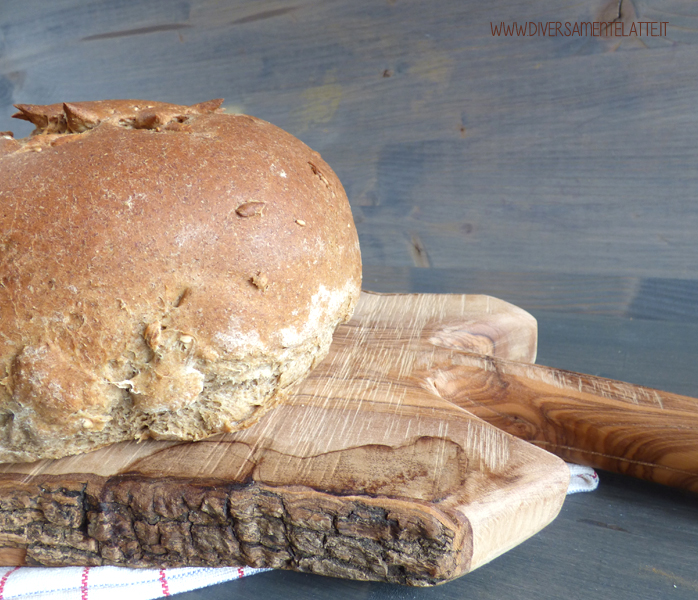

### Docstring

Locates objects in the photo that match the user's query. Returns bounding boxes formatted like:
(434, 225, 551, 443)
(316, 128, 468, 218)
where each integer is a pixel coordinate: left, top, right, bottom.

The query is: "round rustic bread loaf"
(0, 99, 361, 462)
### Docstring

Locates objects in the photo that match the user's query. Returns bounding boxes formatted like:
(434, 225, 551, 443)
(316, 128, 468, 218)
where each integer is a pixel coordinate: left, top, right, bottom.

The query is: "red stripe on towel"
(80, 566, 91, 600)
(0, 566, 20, 600)
(159, 569, 171, 596)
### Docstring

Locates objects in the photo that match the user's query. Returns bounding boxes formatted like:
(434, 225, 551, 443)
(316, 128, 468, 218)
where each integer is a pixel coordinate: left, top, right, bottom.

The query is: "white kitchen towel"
(0, 464, 598, 600)
(0, 565, 270, 600)
(566, 462, 599, 494)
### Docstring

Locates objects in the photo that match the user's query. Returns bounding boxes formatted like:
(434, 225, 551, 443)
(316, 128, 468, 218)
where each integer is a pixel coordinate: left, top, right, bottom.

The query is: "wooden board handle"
(426, 352, 698, 491)
(339, 292, 698, 492)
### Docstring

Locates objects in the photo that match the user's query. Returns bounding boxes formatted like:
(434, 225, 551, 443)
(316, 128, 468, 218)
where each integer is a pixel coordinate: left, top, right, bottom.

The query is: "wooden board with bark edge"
(0, 292, 570, 586)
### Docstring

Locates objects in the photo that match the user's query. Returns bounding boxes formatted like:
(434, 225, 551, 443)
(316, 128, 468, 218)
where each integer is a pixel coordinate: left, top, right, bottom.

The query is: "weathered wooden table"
(2, 0, 697, 597)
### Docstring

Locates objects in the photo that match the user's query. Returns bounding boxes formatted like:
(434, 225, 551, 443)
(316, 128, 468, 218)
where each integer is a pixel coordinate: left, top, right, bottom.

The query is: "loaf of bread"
(0, 99, 361, 462)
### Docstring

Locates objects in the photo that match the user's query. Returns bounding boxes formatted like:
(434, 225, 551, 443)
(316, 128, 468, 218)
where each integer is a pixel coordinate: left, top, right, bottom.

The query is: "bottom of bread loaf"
(0, 328, 334, 463)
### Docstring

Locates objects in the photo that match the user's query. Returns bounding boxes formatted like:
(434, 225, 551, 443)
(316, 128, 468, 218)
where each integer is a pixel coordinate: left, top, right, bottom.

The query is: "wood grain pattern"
(429, 353, 698, 492)
(338, 294, 698, 491)
(0, 292, 568, 585)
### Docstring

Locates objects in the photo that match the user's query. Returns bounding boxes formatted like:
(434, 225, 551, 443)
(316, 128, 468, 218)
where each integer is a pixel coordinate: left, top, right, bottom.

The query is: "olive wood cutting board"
(0, 292, 570, 585)
(1, 291, 697, 584)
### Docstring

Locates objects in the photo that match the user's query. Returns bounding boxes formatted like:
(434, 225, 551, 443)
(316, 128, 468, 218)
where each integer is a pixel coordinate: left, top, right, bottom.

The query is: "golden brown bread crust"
(0, 99, 361, 462)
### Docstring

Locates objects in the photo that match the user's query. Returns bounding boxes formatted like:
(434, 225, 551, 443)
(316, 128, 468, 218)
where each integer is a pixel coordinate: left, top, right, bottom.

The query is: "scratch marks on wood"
(258, 437, 468, 501)
(81, 24, 192, 42)
(529, 363, 667, 409)
(303, 292, 514, 472)
(464, 420, 510, 473)
(445, 353, 669, 411)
